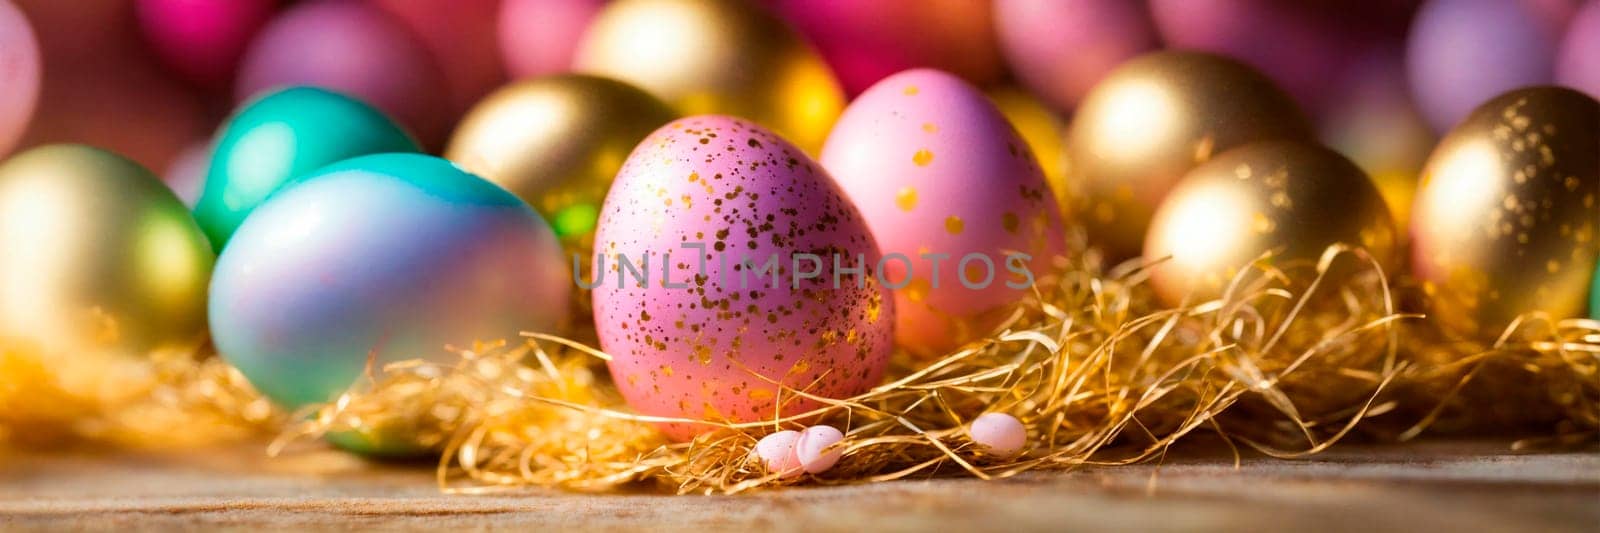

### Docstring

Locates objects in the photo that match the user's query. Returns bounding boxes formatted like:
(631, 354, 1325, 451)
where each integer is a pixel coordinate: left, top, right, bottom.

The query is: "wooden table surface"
(0, 439, 1595, 531)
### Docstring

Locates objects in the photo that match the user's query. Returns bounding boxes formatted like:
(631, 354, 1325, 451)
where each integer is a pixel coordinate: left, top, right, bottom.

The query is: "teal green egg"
(192, 86, 419, 249)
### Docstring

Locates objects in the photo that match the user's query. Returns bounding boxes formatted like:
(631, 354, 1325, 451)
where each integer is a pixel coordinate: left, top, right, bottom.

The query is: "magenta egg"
(592, 115, 894, 441)
(372, 0, 504, 116)
(768, 0, 1003, 96)
(993, 0, 1159, 112)
(134, 0, 276, 89)
(1556, 0, 1600, 99)
(236, 0, 449, 147)
(0, 0, 40, 157)
(821, 69, 1063, 358)
(1150, 0, 1415, 116)
(499, 0, 606, 79)
(1407, 0, 1562, 132)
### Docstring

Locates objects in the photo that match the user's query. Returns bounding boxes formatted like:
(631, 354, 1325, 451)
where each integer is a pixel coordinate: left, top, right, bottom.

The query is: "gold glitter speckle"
(945, 215, 965, 234)
(913, 149, 934, 167)
(921, 122, 937, 133)
(903, 85, 919, 95)
(896, 187, 919, 211)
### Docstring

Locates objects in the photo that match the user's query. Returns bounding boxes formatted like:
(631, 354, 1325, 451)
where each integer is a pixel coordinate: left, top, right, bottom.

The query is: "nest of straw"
(2, 245, 1595, 494)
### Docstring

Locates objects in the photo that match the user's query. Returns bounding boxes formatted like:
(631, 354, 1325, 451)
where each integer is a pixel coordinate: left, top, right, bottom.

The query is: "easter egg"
(0, 0, 40, 157)
(1149, 0, 1417, 116)
(499, 0, 606, 78)
(574, 0, 845, 154)
(1143, 141, 1398, 305)
(1407, 0, 1562, 132)
(821, 69, 1063, 357)
(1556, 0, 1600, 99)
(1410, 87, 1599, 340)
(211, 153, 569, 413)
(162, 140, 209, 208)
(770, 0, 1004, 96)
(993, 0, 1159, 112)
(1319, 53, 1436, 232)
(192, 86, 419, 249)
(0, 145, 213, 356)
(988, 86, 1068, 218)
(6, 0, 208, 171)
(1062, 52, 1312, 260)
(1065, 51, 1312, 260)
(592, 115, 893, 441)
(236, 0, 449, 147)
(134, 0, 277, 89)
(372, 0, 504, 116)
(445, 74, 677, 253)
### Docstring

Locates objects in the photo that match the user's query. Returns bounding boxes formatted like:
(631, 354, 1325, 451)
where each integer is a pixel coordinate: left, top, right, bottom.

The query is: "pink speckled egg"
(135, 0, 277, 89)
(753, 430, 804, 477)
(592, 115, 894, 441)
(820, 69, 1063, 358)
(235, 0, 449, 148)
(499, 0, 605, 78)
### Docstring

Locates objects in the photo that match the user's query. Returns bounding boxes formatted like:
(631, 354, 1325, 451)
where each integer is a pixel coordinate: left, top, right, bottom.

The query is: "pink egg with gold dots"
(820, 69, 1063, 358)
(592, 115, 894, 441)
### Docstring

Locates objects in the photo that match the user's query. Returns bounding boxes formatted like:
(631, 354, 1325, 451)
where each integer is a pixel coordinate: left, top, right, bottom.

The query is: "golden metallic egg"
(573, 0, 845, 154)
(444, 74, 677, 254)
(1144, 141, 1397, 306)
(1409, 87, 1599, 340)
(1066, 51, 1312, 260)
(0, 144, 213, 356)
(988, 86, 1069, 219)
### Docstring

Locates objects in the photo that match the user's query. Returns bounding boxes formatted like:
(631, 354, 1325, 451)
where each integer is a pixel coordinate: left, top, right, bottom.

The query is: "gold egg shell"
(1144, 141, 1398, 306)
(574, 0, 845, 154)
(0, 145, 214, 356)
(445, 74, 677, 253)
(1066, 51, 1312, 260)
(1409, 87, 1599, 340)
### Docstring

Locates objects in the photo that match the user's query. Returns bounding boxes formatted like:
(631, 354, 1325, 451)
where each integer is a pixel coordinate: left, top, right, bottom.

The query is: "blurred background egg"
(161, 139, 210, 208)
(0, 144, 213, 357)
(372, 0, 505, 117)
(499, 0, 606, 79)
(0, 0, 40, 157)
(1409, 87, 1599, 340)
(768, 0, 1004, 96)
(993, 0, 1160, 113)
(574, 0, 845, 154)
(1149, 0, 1419, 118)
(3, 0, 208, 171)
(1318, 53, 1436, 232)
(445, 74, 677, 255)
(593, 116, 893, 440)
(236, 0, 450, 148)
(821, 69, 1062, 357)
(1065, 51, 1312, 261)
(135, 0, 277, 90)
(1406, 0, 1563, 132)
(1143, 141, 1398, 305)
(1556, 0, 1600, 99)
(192, 86, 419, 249)
(210, 154, 570, 437)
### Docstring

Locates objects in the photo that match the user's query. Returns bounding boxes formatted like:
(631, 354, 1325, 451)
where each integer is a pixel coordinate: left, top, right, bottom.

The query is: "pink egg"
(236, 0, 449, 148)
(8, 0, 208, 170)
(769, 0, 1003, 96)
(135, 0, 276, 89)
(373, 0, 505, 116)
(753, 430, 804, 477)
(499, 0, 605, 78)
(820, 69, 1063, 358)
(968, 412, 1025, 457)
(0, 0, 40, 157)
(993, 0, 1159, 112)
(592, 116, 894, 441)
(794, 425, 844, 473)
(161, 140, 209, 208)
(1556, 0, 1600, 99)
